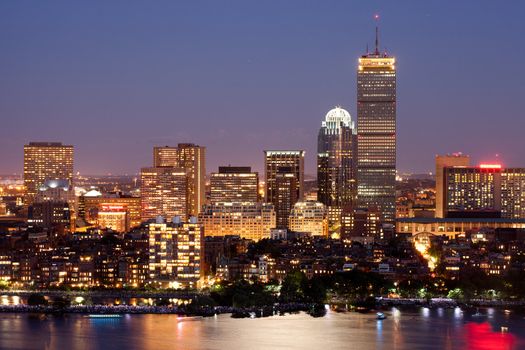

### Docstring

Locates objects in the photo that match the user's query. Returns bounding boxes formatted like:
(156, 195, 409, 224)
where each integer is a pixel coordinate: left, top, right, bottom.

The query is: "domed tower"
(317, 106, 357, 209)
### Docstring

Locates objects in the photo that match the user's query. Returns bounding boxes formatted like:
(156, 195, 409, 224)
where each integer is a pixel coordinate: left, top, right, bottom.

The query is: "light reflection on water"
(0, 308, 523, 350)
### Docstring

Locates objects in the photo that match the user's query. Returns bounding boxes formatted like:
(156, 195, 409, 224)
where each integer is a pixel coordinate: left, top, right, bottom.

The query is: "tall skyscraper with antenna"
(356, 22, 397, 224)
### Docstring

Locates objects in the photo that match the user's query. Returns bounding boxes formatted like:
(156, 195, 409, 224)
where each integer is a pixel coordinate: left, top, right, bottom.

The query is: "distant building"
(199, 202, 276, 241)
(435, 153, 470, 218)
(28, 179, 75, 232)
(140, 167, 187, 221)
(274, 167, 298, 229)
(148, 217, 203, 289)
(444, 165, 501, 217)
(24, 142, 74, 205)
(356, 32, 397, 224)
(153, 144, 206, 216)
(317, 107, 357, 208)
(210, 166, 258, 204)
(341, 207, 382, 240)
(397, 217, 525, 239)
(83, 193, 141, 230)
(288, 201, 328, 237)
(264, 150, 304, 203)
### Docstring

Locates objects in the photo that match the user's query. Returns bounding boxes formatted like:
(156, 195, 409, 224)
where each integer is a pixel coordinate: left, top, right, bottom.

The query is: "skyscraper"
(264, 150, 304, 229)
(23, 142, 74, 205)
(264, 150, 304, 202)
(210, 166, 259, 204)
(140, 167, 187, 221)
(153, 144, 206, 216)
(274, 167, 298, 228)
(317, 107, 357, 208)
(356, 28, 396, 223)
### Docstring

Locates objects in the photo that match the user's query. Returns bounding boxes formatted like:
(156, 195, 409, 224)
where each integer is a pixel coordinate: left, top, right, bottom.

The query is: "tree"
(27, 293, 48, 306)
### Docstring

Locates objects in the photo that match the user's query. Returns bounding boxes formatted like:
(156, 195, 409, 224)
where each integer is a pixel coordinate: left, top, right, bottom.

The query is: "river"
(0, 307, 523, 349)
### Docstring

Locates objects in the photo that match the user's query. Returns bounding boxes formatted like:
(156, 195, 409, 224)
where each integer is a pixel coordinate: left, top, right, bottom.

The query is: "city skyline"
(1, 1, 524, 175)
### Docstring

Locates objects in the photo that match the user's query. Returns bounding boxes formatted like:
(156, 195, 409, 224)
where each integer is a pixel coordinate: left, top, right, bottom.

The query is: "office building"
(148, 217, 203, 289)
(140, 167, 187, 221)
(199, 202, 276, 241)
(341, 207, 382, 240)
(23, 142, 74, 205)
(356, 29, 396, 223)
(274, 167, 298, 228)
(153, 144, 206, 216)
(435, 153, 470, 218)
(264, 150, 304, 203)
(210, 166, 258, 204)
(83, 192, 142, 229)
(288, 201, 328, 237)
(444, 164, 502, 217)
(264, 151, 304, 229)
(317, 106, 357, 208)
(501, 168, 525, 219)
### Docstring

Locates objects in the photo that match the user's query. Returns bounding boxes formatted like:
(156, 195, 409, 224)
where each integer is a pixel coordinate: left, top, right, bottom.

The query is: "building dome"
(322, 106, 354, 130)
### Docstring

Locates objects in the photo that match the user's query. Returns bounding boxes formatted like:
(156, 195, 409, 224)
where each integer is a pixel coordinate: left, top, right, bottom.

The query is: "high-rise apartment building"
(318, 107, 357, 208)
(199, 202, 276, 241)
(356, 31, 396, 224)
(23, 142, 74, 205)
(140, 167, 187, 221)
(435, 153, 470, 218)
(148, 217, 203, 289)
(153, 144, 206, 216)
(210, 166, 258, 204)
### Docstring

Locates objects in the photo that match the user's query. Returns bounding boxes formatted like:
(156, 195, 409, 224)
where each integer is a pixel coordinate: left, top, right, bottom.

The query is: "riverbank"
(377, 297, 525, 309)
(0, 302, 313, 318)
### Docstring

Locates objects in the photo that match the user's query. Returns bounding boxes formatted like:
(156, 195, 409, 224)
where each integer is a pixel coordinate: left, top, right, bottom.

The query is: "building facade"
(148, 217, 203, 289)
(199, 202, 276, 241)
(288, 201, 328, 237)
(23, 142, 74, 205)
(210, 166, 258, 204)
(317, 107, 357, 208)
(153, 144, 206, 216)
(264, 150, 304, 202)
(435, 153, 470, 218)
(140, 167, 187, 221)
(356, 39, 396, 223)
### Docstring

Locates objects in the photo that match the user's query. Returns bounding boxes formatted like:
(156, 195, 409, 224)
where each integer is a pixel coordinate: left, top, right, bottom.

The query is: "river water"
(0, 307, 523, 349)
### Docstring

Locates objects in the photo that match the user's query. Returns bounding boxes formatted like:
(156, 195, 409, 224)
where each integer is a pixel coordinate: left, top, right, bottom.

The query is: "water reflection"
(0, 308, 523, 349)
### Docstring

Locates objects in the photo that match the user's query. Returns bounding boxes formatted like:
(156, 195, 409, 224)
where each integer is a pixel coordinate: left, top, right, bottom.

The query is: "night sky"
(1, 1, 524, 176)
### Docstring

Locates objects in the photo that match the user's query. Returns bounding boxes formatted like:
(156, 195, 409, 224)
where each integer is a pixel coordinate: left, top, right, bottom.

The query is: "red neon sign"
(479, 164, 502, 169)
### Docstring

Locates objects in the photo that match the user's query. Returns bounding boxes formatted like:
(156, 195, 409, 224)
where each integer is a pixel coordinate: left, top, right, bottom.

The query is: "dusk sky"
(1, 1, 524, 176)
